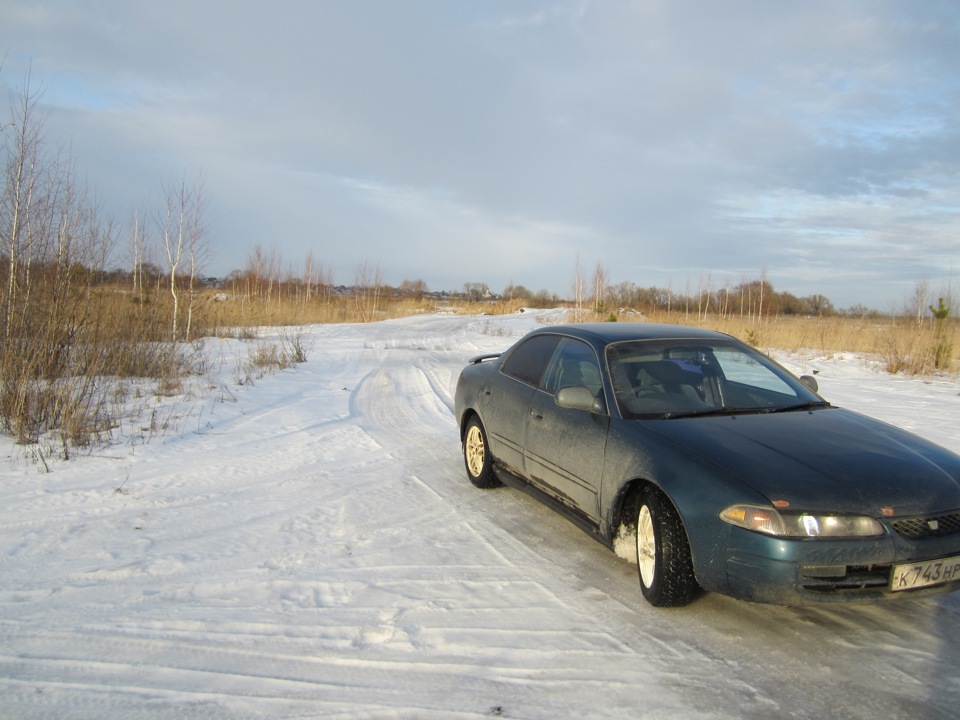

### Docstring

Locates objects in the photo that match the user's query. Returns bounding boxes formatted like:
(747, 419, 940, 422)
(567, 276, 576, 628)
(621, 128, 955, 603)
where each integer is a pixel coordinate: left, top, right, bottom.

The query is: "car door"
(523, 337, 609, 519)
(483, 333, 561, 476)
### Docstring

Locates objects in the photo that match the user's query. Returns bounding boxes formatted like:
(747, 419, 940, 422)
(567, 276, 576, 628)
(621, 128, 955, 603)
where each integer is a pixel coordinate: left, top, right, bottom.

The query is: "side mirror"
(556, 386, 605, 413)
(799, 375, 819, 393)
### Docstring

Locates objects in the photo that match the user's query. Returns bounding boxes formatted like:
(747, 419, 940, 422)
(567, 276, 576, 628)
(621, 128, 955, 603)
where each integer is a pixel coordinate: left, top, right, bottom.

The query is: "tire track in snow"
(347, 338, 960, 720)
(4, 313, 960, 719)
(343, 348, 782, 718)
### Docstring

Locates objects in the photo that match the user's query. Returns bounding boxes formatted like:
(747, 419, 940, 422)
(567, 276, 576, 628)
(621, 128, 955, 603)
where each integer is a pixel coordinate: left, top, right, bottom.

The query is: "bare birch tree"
(2, 74, 44, 339)
(183, 178, 209, 341)
(909, 280, 930, 327)
(697, 272, 713, 321)
(354, 259, 383, 321)
(592, 262, 608, 315)
(128, 207, 153, 303)
(572, 254, 585, 322)
(0, 73, 121, 444)
(158, 175, 208, 341)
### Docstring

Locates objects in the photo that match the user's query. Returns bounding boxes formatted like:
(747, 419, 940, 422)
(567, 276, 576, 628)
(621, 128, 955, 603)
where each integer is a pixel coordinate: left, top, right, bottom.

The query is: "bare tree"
(304, 250, 334, 305)
(503, 282, 531, 303)
(591, 262, 608, 315)
(399, 278, 427, 300)
(304, 249, 317, 305)
(128, 206, 156, 303)
(184, 178, 209, 340)
(758, 267, 767, 321)
(158, 186, 182, 340)
(805, 293, 835, 317)
(697, 272, 713, 321)
(2, 73, 45, 339)
(720, 281, 732, 319)
(130, 210, 143, 297)
(158, 175, 208, 341)
(463, 282, 490, 302)
(909, 280, 930, 327)
(0, 73, 123, 445)
(246, 244, 267, 299)
(354, 258, 383, 321)
(265, 246, 281, 301)
(572, 254, 585, 322)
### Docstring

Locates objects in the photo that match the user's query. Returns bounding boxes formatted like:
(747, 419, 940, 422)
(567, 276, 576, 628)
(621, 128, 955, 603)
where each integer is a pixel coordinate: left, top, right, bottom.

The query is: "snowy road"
(1, 311, 959, 718)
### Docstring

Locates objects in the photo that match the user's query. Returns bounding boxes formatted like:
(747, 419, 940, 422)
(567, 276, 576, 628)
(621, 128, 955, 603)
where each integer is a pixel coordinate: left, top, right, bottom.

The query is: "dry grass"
(0, 284, 202, 448)
(205, 294, 442, 329)
(1, 278, 954, 456)
(613, 310, 958, 375)
(202, 292, 957, 376)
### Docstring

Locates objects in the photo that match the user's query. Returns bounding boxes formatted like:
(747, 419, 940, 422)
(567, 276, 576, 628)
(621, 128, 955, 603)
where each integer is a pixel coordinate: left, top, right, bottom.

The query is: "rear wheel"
(463, 416, 500, 488)
(636, 485, 698, 607)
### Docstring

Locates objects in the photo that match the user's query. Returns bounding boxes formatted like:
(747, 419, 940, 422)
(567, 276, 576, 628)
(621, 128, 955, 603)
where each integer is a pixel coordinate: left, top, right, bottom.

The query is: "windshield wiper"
(663, 401, 829, 419)
(766, 400, 831, 414)
(663, 406, 754, 419)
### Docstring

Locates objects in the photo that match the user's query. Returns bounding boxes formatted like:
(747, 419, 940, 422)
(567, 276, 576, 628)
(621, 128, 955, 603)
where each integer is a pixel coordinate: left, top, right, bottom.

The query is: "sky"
(1, 0, 958, 310)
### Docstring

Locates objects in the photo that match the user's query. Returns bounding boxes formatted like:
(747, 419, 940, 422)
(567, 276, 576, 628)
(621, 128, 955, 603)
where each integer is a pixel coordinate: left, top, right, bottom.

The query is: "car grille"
(891, 511, 960, 539)
(801, 564, 891, 592)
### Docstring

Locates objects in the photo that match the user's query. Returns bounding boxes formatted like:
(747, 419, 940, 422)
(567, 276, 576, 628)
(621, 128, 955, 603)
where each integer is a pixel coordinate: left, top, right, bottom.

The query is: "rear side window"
(501, 334, 561, 387)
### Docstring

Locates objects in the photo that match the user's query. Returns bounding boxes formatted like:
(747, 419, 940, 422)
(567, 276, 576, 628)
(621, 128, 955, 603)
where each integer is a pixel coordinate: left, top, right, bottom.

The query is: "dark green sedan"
(454, 323, 960, 606)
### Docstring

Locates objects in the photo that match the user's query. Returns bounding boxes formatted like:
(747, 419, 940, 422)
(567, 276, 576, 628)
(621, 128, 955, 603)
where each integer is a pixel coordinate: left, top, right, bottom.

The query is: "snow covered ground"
(1, 310, 959, 719)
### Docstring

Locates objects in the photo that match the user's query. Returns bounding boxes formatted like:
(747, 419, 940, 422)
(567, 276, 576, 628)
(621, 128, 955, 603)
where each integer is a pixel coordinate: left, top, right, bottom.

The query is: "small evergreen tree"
(929, 298, 952, 369)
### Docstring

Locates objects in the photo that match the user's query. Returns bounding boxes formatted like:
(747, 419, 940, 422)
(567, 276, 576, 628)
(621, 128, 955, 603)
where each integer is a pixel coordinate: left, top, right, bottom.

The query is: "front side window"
(543, 338, 603, 396)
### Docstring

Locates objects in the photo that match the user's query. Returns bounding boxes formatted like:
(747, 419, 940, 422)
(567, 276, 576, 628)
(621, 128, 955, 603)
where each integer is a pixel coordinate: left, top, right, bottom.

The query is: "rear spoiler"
(467, 353, 501, 365)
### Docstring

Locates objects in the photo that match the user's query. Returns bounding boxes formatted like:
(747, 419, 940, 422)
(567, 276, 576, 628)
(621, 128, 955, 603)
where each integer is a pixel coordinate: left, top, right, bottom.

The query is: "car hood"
(642, 407, 960, 516)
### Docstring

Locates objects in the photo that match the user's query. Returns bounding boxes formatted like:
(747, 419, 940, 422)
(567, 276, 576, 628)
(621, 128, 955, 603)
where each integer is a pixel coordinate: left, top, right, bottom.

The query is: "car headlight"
(720, 504, 884, 538)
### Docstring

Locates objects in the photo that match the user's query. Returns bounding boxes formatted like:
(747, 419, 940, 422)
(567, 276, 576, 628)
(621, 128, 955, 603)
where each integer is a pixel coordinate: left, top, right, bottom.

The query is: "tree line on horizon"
(1, 72, 956, 453)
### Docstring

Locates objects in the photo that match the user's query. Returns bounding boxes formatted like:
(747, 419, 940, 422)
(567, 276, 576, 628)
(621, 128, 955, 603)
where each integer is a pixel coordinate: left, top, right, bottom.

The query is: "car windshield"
(606, 339, 826, 420)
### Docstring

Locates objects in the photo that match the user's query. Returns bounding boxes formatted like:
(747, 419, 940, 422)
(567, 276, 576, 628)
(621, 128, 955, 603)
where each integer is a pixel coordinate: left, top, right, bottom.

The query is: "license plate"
(891, 555, 960, 591)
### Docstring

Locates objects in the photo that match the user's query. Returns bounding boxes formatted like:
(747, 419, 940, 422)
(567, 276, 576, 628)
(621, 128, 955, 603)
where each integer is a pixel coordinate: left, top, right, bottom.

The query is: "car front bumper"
(723, 527, 960, 605)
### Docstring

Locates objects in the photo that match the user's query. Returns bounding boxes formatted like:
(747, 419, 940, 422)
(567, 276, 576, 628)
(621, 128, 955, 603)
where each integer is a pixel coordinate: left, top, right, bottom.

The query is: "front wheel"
(636, 485, 699, 607)
(463, 416, 501, 489)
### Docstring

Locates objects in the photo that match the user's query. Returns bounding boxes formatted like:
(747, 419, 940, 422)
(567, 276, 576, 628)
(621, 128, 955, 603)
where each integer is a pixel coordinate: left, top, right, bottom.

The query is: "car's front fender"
(599, 418, 769, 593)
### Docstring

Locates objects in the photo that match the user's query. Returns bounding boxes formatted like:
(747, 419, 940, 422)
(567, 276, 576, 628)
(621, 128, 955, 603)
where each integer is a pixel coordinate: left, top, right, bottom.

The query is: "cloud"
(1, 0, 958, 309)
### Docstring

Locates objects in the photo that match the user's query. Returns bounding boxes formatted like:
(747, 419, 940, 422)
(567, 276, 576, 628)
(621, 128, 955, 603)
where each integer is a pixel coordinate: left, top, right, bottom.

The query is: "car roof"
(525, 322, 735, 345)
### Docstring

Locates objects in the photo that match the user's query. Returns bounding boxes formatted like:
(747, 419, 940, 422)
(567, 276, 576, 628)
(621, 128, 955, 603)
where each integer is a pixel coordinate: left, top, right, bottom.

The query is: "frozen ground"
(1, 310, 959, 719)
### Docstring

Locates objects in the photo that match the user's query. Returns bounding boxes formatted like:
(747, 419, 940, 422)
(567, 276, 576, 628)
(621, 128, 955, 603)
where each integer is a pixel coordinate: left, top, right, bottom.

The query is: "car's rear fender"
(458, 408, 477, 442)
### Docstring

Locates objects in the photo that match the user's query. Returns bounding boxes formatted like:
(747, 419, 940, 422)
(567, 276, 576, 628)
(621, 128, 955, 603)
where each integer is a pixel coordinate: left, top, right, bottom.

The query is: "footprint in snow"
(353, 624, 396, 648)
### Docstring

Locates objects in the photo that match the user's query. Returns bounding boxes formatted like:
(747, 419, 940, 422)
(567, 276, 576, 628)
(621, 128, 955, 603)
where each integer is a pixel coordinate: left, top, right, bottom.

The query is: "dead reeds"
(611, 310, 957, 375)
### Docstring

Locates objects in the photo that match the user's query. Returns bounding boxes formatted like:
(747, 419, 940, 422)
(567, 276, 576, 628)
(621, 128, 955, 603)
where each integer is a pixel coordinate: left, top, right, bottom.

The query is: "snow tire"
(463, 416, 501, 489)
(636, 485, 699, 607)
